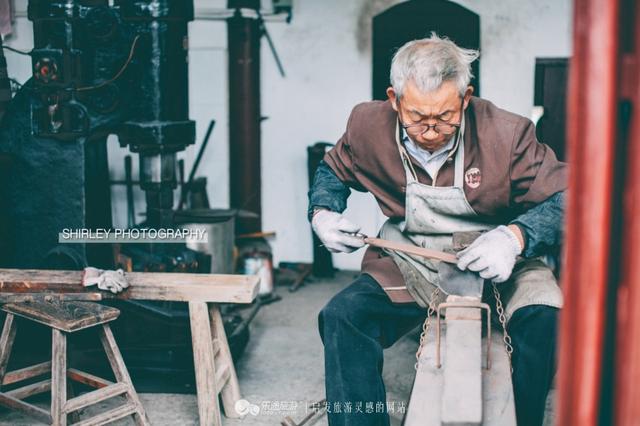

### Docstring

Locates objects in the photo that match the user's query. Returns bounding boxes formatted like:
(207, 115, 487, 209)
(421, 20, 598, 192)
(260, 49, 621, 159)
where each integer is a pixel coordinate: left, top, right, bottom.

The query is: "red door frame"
(614, 0, 640, 423)
(558, 0, 640, 424)
(557, 0, 620, 424)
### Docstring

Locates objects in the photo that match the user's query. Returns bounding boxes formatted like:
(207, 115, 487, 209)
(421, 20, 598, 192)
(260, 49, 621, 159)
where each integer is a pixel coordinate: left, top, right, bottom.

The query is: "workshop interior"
(0, 0, 637, 425)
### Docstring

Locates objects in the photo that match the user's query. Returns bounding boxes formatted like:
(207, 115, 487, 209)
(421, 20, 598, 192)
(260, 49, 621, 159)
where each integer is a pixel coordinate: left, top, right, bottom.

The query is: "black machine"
(0, 0, 196, 270)
(29, 0, 196, 228)
(0, 0, 239, 392)
(0, 0, 292, 391)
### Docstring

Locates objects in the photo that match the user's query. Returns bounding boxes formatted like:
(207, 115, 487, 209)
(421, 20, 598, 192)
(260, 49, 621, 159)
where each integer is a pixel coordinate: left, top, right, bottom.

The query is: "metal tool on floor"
(280, 399, 326, 426)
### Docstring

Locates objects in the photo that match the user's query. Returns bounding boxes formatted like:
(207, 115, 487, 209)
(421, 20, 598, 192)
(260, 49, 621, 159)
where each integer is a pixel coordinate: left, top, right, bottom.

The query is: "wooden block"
(405, 329, 517, 426)
(441, 307, 482, 426)
(0, 268, 260, 303)
(189, 301, 222, 426)
(2, 301, 120, 333)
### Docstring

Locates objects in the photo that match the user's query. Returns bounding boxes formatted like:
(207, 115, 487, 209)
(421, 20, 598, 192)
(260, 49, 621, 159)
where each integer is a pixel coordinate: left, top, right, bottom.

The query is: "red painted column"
(557, 0, 620, 424)
(615, 0, 640, 423)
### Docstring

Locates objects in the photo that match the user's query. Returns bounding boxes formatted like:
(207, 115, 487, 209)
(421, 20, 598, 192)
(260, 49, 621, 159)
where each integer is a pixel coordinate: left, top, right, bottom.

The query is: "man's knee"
(509, 305, 559, 333)
(508, 305, 559, 368)
(318, 291, 356, 343)
(317, 275, 380, 343)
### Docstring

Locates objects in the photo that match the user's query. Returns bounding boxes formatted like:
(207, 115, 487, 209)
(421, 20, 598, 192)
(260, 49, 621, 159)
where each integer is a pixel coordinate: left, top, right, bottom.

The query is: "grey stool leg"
(0, 314, 17, 387)
(99, 324, 150, 426)
(51, 329, 67, 426)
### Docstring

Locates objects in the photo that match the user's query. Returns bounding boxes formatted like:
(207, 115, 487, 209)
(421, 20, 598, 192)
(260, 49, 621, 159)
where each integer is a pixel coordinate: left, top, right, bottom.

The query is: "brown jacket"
(324, 97, 568, 303)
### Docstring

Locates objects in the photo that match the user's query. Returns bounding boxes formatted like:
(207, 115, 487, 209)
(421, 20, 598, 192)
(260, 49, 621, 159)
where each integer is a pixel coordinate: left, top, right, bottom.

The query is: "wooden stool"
(0, 300, 150, 426)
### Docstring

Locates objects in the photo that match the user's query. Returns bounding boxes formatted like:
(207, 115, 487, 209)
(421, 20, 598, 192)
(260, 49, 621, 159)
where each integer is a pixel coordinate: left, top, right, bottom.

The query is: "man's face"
(387, 80, 472, 152)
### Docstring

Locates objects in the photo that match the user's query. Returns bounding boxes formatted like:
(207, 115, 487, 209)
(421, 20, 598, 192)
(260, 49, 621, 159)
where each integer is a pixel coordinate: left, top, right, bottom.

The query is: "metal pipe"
(228, 0, 262, 233)
(125, 155, 136, 228)
(178, 119, 215, 210)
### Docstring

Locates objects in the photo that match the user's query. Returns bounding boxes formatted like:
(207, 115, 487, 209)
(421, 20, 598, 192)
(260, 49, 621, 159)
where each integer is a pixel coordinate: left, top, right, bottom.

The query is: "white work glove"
(82, 267, 130, 294)
(456, 225, 523, 283)
(311, 209, 365, 253)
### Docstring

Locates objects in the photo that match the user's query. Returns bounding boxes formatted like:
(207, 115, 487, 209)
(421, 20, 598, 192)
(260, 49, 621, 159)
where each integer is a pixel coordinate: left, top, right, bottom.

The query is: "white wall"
(3, 0, 572, 271)
(260, 0, 573, 269)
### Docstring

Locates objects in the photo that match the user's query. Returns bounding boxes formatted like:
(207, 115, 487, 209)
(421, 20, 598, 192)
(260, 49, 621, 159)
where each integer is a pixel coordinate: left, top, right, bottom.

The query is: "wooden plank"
(3, 361, 51, 385)
(0, 391, 52, 423)
(210, 303, 243, 418)
(99, 324, 150, 426)
(3, 301, 120, 333)
(5, 379, 51, 400)
(72, 402, 137, 426)
(189, 301, 222, 426)
(64, 382, 128, 413)
(67, 369, 112, 389)
(0, 269, 260, 303)
(405, 329, 516, 426)
(51, 329, 67, 426)
(441, 306, 482, 426)
(0, 314, 16, 385)
(0, 293, 103, 303)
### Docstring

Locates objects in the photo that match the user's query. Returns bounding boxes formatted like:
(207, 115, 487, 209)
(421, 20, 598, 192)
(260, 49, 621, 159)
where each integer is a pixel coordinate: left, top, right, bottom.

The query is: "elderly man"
(309, 34, 566, 426)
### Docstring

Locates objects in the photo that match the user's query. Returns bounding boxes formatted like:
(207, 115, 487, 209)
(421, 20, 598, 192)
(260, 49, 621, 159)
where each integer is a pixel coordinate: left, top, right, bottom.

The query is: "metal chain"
(414, 287, 440, 370)
(492, 282, 514, 372)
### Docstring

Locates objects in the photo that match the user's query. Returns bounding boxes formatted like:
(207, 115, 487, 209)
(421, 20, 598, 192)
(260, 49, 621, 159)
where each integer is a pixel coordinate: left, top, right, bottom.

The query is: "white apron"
(379, 117, 563, 322)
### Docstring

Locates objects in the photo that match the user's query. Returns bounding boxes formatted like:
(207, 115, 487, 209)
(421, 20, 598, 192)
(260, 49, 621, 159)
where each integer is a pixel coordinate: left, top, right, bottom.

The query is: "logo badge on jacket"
(465, 167, 481, 189)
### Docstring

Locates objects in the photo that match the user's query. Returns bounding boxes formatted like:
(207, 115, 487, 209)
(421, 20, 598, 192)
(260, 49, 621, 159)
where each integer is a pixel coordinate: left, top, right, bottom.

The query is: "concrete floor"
(0, 270, 555, 425)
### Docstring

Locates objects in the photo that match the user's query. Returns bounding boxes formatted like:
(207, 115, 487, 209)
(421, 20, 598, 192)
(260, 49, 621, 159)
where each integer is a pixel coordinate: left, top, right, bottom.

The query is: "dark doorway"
(372, 0, 480, 100)
(534, 58, 570, 162)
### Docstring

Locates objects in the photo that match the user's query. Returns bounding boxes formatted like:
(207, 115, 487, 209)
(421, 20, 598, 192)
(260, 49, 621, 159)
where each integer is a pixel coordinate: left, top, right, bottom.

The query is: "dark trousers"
(318, 274, 558, 426)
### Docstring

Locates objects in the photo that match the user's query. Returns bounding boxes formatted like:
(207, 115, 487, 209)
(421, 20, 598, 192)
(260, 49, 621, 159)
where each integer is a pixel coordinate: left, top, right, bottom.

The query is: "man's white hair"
(390, 33, 479, 98)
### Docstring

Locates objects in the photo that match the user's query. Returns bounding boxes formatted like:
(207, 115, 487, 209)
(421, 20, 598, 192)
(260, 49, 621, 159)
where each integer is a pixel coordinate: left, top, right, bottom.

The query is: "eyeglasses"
(397, 98, 464, 136)
(402, 121, 460, 136)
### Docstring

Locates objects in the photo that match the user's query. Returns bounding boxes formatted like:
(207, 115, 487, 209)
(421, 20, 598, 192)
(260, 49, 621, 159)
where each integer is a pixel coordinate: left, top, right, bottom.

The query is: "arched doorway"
(372, 0, 480, 100)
